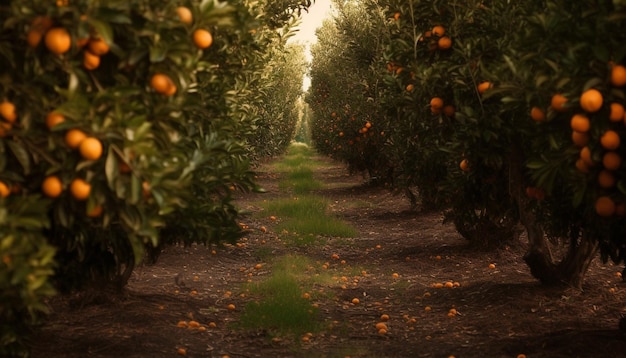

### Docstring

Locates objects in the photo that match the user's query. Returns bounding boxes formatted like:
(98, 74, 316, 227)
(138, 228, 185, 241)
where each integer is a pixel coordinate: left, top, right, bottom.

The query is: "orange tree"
(0, 0, 310, 355)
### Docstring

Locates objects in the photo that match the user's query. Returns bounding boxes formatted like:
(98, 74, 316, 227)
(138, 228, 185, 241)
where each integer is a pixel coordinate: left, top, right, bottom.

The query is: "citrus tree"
(0, 0, 310, 355)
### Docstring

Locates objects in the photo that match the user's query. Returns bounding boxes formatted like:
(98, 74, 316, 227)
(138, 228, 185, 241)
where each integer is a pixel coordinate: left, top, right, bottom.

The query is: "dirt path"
(32, 155, 626, 358)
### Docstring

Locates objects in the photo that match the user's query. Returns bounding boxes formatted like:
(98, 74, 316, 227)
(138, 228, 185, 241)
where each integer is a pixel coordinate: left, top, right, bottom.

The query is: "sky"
(287, 0, 334, 91)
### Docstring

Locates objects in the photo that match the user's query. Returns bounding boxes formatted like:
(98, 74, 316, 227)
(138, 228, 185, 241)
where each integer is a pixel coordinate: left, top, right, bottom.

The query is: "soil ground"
(32, 155, 626, 358)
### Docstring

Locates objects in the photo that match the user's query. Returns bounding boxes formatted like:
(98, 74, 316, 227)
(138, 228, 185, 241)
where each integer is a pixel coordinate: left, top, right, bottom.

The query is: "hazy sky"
(287, 0, 334, 91)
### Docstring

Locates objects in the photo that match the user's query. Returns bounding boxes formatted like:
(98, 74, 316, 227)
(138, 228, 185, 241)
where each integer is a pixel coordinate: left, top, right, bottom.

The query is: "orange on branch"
(580, 89, 603, 113)
(65, 129, 87, 149)
(193, 29, 213, 49)
(42, 176, 63, 198)
(70, 178, 91, 201)
(551, 94, 568, 112)
(45, 27, 71, 55)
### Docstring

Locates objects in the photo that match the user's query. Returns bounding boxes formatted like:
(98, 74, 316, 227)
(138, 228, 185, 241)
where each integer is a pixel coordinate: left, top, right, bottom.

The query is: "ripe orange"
(79, 137, 103, 161)
(580, 146, 594, 166)
(27, 30, 44, 48)
(477, 81, 492, 94)
(430, 97, 444, 109)
(393, 12, 400, 21)
(87, 205, 103, 218)
(42, 176, 63, 198)
(595, 196, 616, 217)
(406, 84, 414, 92)
(227, 303, 236, 310)
(575, 158, 589, 173)
(600, 130, 620, 150)
(611, 65, 626, 87)
(46, 112, 65, 129)
(176, 6, 193, 24)
(65, 129, 87, 149)
(44, 27, 71, 55)
(150, 73, 176, 96)
(351, 298, 360, 304)
(579, 88, 603, 113)
(83, 50, 100, 70)
(0, 101, 17, 123)
(177, 347, 187, 356)
(570, 114, 590, 132)
(609, 102, 625, 122)
(571, 131, 589, 147)
(70, 178, 91, 200)
(598, 170, 616, 188)
(432, 25, 445, 36)
(437, 36, 452, 50)
(488, 263, 496, 269)
(88, 37, 110, 56)
(443, 105, 455, 117)
(530, 107, 545, 121)
(27, 16, 53, 48)
(0, 181, 10, 198)
(459, 159, 470, 172)
(380, 314, 390, 321)
(551, 94, 568, 112)
(193, 29, 213, 49)
(603, 151, 621, 170)
(375, 322, 387, 330)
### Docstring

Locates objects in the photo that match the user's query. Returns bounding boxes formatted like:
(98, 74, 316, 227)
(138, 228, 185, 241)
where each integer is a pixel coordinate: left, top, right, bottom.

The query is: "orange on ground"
(88, 37, 110, 56)
(477, 81, 492, 94)
(65, 129, 87, 149)
(188, 320, 200, 328)
(42, 176, 63, 198)
(351, 298, 360, 304)
(375, 322, 387, 330)
(570, 114, 590, 132)
(83, 50, 100, 70)
(530, 107, 545, 121)
(611, 65, 626, 87)
(392, 272, 399, 278)
(177, 348, 187, 356)
(580, 146, 594, 166)
(551, 94, 568, 112)
(0, 101, 17, 123)
(70, 178, 91, 200)
(488, 263, 496, 269)
(432, 25, 445, 36)
(571, 131, 589, 147)
(600, 130, 620, 150)
(46, 112, 65, 129)
(603, 151, 621, 170)
(430, 97, 444, 109)
(0, 181, 10, 197)
(193, 29, 213, 49)
(44, 28, 71, 55)
(176, 6, 193, 24)
(380, 314, 390, 321)
(610, 103, 625, 122)
(87, 205, 103, 218)
(79, 137, 103, 161)
(460, 159, 470, 172)
(595, 196, 616, 217)
(598, 170, 616, 188)
(227, 304, 236, 310)
(437, 36, 452, 50)
(579, 88, 603, 113)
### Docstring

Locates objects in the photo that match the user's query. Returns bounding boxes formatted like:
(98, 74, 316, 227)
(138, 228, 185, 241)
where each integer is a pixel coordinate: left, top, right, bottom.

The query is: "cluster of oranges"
(532, 64, 626, 217)
(429, 96, 455, 117)
(419, 25, 452, 51)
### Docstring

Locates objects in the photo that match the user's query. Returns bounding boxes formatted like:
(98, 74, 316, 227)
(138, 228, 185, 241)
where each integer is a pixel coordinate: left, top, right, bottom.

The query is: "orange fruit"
(603, 151, 621, 170)
(571, 131, 589, 147)
(432, 25, 445, 36)
(188, 320, 200, 328)
(575, 158, 589, 173)
(375, 322, 387, 330)
(227, 304, 236, 310)
(580, 146, 594, 166)
(176, 6, 193, 24)
(430, 97, 444, 109)
(595, 196, 616, 217)
(83, 50, 100, 70)
(0, 101, 17, 123)
(488, 263, 496, 269)
(193, 29, 213, 49)
(42, 176, 63, 198)
(380, 314, 390, 321)
(424, 30, 432, 38)
(406, 84, 414, 92)
(65, 129, 87, 149)
(75, 37, 90, 48)
(79, 137, 103, 160)
(46, 112, 65, 129)
(459, 159, 470, 172)
(609, 102, 625, 122)
(70, 178, 91, 200)
(437, 36, 452, 50)
(88, 37, 110, 56)
(87, 205, 103, 218)
(611, 65, 626, 87)
(598, 170, 616, 188)
(150, 73, 176, 96)
(351, 298, 360, 304)
(580, 88, 603, 113)
(443, 105, 455, 117)
(551, 94, 568, 112)
(393, 12, 400, 21)
(477, 81, 492, 94)
(530, 107, 545, 121)
(600, 130, 620, 150)
(365, 122, 372, 129)
(177, 347, 187, 356)
(27, 16, 53, 48)
(0, 181, 10, 198)
(570, 114, 590, 132)
(44, 27, 71, 55)
(27, 30, 44, 48)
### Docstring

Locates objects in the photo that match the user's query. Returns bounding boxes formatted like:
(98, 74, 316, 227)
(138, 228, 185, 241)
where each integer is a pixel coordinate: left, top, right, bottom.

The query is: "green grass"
(278, 166, 323, 194)
(239, 255, 331, 335)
